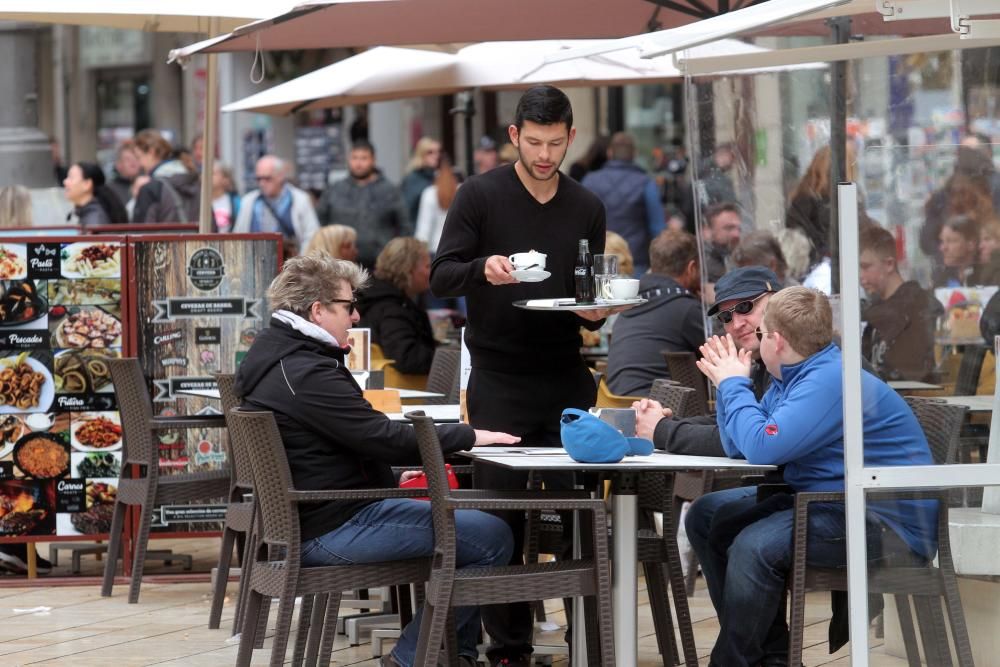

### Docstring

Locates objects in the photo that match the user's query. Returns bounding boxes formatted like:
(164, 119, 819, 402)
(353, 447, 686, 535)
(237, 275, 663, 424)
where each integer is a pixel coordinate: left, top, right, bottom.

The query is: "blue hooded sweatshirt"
(716, 343, 938, 560)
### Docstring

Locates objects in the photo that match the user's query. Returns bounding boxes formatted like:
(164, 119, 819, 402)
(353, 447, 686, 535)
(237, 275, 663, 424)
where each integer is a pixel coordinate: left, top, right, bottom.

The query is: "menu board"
(131, 234, 280, 532)
(0, 237, 125, 540)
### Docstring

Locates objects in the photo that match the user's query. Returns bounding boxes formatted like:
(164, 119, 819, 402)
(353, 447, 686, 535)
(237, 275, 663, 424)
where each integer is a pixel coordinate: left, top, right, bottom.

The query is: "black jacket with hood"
(356, 277, 437, 375)
(234, 318, 474, 541)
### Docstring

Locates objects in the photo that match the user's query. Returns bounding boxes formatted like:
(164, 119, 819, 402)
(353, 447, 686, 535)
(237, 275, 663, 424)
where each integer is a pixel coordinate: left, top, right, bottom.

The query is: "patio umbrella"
(221, 38, 818, 116)
(0, 0, 370, 232)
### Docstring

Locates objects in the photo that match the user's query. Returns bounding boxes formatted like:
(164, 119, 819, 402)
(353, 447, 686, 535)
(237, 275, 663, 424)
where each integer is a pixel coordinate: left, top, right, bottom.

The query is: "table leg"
(611, 473, 638, 667)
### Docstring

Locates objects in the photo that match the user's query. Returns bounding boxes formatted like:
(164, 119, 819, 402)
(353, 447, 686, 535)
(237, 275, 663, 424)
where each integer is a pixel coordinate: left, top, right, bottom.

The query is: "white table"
(387, 404, 461, 423)
(460, 446, 772, 667)
(176, 387, 446, 401)
(888, 380, 943, 392)
(939, 395, 994, 413)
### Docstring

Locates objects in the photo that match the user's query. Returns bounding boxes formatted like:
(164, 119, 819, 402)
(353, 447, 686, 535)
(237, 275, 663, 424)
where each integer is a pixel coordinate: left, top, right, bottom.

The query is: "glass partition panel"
(684, 42, 1000, 665)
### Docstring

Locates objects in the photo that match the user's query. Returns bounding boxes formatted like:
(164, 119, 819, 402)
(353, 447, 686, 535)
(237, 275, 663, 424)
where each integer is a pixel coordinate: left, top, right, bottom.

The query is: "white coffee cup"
(508, 251, 546, 271)
(609, 278, 640, 300)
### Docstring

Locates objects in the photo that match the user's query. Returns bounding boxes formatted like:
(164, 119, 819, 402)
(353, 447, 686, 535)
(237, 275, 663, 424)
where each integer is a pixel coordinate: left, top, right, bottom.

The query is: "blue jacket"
(716, 343, 938, 559)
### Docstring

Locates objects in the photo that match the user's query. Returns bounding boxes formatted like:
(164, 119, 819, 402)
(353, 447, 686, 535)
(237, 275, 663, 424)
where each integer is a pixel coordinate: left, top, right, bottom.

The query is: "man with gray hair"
(235, 253, 518, 667)
(233, 155, 320, 254)
(582, 131, 665, 274)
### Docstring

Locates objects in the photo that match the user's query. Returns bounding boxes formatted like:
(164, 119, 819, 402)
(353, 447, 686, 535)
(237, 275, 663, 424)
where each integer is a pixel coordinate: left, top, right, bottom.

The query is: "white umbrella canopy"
(0, 0, 293, 32)
(223, 38, 813, 116)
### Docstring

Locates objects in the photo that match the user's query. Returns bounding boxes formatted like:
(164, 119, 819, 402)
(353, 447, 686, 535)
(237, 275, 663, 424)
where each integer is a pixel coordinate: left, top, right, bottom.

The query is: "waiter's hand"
(473, 429, 521, 446)
(572, 306, 629, 322)
(485, 255, 519, 285)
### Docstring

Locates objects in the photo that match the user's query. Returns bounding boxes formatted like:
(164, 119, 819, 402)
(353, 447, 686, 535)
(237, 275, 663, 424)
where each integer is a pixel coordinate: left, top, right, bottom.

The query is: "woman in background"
(401, 137, 441, 222)
(306, 224, 359, 262)
(211, 163, 241, 232)
(356, 237, 437, 375)
(0, 185, 32, 228)
(415, 154, 460, 254)
(63, 161, 128, 227)
(131, 129, 201, 223)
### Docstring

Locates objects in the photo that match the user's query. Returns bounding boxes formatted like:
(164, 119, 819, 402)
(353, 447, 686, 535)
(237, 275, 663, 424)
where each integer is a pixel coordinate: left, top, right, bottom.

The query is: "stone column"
(0, 24, 58, 188)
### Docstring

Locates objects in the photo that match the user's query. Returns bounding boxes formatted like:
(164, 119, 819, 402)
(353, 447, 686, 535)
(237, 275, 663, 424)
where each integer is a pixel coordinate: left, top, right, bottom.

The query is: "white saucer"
(511, 269, 551, 282)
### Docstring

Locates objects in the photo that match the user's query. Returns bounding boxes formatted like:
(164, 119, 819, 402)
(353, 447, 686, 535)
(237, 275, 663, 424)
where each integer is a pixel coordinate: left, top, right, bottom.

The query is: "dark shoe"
(0, 544, 51, 575)
(458, 657, 481, 667)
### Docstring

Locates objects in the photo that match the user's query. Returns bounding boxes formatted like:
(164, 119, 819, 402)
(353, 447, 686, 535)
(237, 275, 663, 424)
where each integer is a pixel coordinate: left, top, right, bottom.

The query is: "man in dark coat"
(235, 253, 517, 667)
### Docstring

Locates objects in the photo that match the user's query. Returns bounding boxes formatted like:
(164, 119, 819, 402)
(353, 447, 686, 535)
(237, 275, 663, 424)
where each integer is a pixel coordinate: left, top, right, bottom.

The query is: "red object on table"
(399, 463, 459, 500)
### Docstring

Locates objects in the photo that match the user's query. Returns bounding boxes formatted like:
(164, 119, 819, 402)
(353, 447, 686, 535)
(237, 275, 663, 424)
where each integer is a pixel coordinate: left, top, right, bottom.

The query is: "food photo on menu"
(60, 242, 122, 279)
(0, 244, 27, 280)
(0, 279, 48, 330)
(0, 479, 56, 536)
(55, 478, 117, 536)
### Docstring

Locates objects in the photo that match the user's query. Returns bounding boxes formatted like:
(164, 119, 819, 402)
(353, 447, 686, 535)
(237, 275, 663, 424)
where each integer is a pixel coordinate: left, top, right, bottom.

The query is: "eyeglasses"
(255, 174, 275, 182)
(754, 328, 777, 342)
(328, 298, 358, 316)
(715, 293, 767, 325)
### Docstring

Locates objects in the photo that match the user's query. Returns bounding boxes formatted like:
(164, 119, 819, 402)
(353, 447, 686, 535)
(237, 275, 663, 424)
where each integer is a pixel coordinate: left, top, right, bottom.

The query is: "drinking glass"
(594, 254, 618, 301)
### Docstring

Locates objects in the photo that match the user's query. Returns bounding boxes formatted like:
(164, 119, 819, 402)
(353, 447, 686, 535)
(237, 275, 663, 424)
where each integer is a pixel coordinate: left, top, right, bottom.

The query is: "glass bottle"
(574, 238, 595, 304)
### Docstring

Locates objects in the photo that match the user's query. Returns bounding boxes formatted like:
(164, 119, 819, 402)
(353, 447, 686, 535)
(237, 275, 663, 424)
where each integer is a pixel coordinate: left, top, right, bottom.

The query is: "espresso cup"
(508, 251, 546, 271)
(609, 278, 640, 300)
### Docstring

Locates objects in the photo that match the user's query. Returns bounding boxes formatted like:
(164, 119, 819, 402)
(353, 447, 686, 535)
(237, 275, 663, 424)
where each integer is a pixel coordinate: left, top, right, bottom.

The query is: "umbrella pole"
(451, 91, 476, 177)
(827, 16, 850, 293)
(198, 18, 220, 234)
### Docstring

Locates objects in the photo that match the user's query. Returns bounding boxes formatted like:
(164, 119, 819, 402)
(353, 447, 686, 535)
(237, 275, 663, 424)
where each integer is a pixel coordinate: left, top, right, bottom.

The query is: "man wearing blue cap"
(633, 264, 782, 455)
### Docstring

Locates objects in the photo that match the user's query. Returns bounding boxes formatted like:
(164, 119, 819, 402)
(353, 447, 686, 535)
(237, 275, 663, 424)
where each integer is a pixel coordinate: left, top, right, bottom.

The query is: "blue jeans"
(686, 487, 895, 667)
(301, 498, 514, 666)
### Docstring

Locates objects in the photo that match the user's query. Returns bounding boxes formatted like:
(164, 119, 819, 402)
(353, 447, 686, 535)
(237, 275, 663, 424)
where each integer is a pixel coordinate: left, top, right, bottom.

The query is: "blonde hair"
(777, 228, 811, 281)
(406, 137, 440, 173)
(374, 237, 429, 293)
(791, 144, 858, 201)
(0, 186, 32, 229)
(267, 251, 369, 318)
(763, 286, 832, 358)
(306, 225, 357, 259)
(604, 231, 635, 277)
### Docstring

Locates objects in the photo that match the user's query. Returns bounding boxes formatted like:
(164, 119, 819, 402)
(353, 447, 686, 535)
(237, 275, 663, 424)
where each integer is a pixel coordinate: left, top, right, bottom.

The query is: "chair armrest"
(151, 416, 226, 430)
(450, 489, 593, 500)
(289, 488, 428, 503)
(448, 496, 607, 512)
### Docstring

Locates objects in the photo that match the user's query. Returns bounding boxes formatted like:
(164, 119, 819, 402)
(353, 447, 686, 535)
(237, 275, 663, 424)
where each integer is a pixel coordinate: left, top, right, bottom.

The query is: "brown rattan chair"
(407, 411, 616, 666)
(634, 380, 700, 665)
(208, 373, 257, 633)
(787, 397, 971, 666)
(230, 408, 431, 667)
(101, 358, 230, 604)
(662, 351, 710, 416)
(425, 346, 460, 404)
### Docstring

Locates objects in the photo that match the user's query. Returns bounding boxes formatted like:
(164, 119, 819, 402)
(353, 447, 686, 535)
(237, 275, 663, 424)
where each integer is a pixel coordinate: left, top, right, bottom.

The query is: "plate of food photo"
(71, 412, 123, 452)
(60, 242, 121, 279)
(0, 353, 54, 415)
(0, 415, 23, 459)
(0, 244, 27, 280)
(0, 280, 47, 327)
(50, 306, 122, 350)
(13, 432, 70, 480)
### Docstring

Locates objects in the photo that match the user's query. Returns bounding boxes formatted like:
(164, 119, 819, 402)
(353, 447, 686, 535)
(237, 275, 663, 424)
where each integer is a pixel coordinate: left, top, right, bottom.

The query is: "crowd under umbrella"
(0, 0, 367, 233)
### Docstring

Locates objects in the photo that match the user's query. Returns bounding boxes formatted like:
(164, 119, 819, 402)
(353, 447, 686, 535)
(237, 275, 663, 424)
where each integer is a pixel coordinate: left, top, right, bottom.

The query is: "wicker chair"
(662, 351, 710, 416)
(208, 373, 256, 633)
(229, 408, 431, 667)
(407, 412, 616, 666)
(953, 344, 989, 464)
(787, 398, 971, 666)
(425, 346, 460, 404)
(101, 358, 230, 604)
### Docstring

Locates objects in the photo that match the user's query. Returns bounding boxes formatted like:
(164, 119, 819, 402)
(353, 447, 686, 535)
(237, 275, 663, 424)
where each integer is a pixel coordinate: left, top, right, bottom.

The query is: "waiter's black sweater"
(431, 164, 606, 372)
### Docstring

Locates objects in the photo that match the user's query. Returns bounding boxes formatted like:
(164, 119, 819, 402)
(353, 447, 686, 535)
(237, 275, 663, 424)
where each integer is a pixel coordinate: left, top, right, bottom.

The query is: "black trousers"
(468, 362, 596, 659)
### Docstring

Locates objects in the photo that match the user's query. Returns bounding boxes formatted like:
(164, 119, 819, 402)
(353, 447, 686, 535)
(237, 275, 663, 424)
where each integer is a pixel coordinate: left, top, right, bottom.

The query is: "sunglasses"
(754, 328, 776, 342)
(328, 298, 358, 316)
(715, 293, 767, 325)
